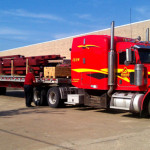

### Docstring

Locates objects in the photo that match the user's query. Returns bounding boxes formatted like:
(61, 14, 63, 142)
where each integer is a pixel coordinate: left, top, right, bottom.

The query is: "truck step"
(110, 106, 130, 110)
(64, 102, 77, 105)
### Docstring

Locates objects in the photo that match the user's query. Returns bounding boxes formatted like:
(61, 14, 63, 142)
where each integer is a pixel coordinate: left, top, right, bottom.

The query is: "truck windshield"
(138, 49, 150, 63)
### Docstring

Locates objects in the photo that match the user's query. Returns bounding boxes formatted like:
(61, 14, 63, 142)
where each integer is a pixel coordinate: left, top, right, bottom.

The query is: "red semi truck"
(1, 21, 150, 116)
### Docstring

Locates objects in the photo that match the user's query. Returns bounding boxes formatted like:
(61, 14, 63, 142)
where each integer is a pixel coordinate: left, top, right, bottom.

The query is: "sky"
(0, 0, 150, 51)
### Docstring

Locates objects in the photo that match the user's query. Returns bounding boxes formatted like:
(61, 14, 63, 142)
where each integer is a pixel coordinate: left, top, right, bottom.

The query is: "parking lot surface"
(0, 90, 150, 150)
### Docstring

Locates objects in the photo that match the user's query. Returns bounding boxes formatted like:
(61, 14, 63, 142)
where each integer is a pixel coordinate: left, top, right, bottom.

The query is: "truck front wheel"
(47, 87, 61, 108)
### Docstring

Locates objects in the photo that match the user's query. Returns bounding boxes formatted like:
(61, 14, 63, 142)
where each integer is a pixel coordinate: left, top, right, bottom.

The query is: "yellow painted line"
(72, 81, 79, 82)
(72, 68, 130, 82)
(101, 68, 134, 73)
(72, 68, 108, 74)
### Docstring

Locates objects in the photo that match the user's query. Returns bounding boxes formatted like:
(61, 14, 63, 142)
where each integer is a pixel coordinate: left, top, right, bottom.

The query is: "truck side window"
(119, 51, 135, 65)
(119, 52, 126, 64)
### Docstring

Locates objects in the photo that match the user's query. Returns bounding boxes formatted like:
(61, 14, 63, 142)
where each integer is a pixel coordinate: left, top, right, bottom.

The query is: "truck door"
(81, 51, 91, 86)
(117, 49, 137, 87)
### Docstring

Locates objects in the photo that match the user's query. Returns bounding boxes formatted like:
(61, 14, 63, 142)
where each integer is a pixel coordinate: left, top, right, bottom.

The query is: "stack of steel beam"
(0, 54, 64, 76)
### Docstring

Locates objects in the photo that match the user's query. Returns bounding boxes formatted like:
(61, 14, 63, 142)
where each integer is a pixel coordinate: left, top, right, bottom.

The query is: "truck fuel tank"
(134, 64, 144, 86)
(110, 92, 144, 113)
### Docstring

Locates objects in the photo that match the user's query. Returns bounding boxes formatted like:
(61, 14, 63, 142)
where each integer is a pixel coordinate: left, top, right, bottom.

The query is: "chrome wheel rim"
(49, 92, 56, 104)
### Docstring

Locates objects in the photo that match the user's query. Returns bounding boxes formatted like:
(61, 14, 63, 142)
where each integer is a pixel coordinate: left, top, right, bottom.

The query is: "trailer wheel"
(47, 87, 61, 108)
(33, 88, 40, 106)
(33, 88, 47, 106)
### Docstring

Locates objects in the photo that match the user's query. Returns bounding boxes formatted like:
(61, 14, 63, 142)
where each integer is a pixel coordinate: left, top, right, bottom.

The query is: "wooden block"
(48, 60, 63, 63)
(44, 67, 71, 78)
(55, 66, 71, 77)
(44, 67, 55, 78)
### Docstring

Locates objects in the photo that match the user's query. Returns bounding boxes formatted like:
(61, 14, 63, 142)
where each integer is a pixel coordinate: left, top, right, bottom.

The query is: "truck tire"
(47, 87, 61, 108)
(41, 89, 48, 106)
(0, 87, 6, 95)
(33, 88, 47, 106)
(33, 88, 40, 106)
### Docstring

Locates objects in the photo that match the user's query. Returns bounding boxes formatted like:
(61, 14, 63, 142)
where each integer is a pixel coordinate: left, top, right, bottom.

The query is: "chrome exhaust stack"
(108, 21, 115, 97)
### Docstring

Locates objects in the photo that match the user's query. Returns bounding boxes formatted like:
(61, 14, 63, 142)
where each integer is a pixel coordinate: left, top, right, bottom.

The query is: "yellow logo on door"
(121, 67, 130, 77)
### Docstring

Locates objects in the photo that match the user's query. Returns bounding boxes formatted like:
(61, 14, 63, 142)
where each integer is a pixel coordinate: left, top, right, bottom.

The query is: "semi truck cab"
(71, 22, 150, 116)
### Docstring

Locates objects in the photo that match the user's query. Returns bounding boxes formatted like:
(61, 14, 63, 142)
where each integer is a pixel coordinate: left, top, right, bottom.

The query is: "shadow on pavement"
(6, 90, 24, 98)
(98, 109, 150, 119)
(0, 107, 46, 117)
(122, 113, 150, 119)
(75, 106, 99, 111)
(76, 106, 127, 114)
(0, 107, 66, 117)
(96, 109, 127, 114)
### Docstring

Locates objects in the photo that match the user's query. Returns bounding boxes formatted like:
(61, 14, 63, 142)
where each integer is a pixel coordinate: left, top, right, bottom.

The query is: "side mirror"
(125, 49, 132, 66)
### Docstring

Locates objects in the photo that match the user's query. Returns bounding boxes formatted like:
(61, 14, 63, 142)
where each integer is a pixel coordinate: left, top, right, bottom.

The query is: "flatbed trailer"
(0, 74, 74, 107)
(0, 53, 74, 108)
(0, 75, 71, 85)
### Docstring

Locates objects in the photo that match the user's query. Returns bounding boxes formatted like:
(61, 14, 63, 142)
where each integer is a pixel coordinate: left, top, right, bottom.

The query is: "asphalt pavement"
(0, 90, 150, 150)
